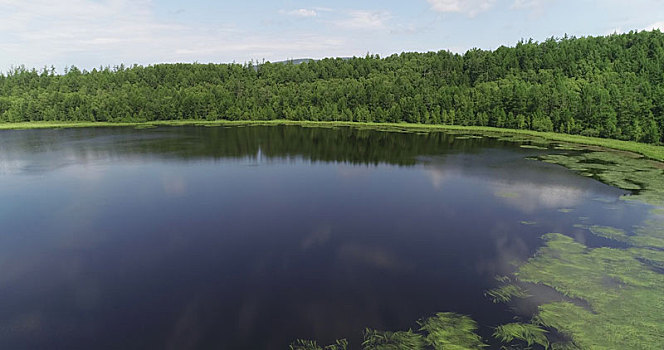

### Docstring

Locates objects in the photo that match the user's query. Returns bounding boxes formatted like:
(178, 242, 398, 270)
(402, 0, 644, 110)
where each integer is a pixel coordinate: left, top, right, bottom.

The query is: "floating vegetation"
(478, 148, 664, 348)
(591, 197, 615, 203)
(588, 225, 630, 242)
(290, 339, 348, 350)
(291, 146, 664, 350)
(494, 135, 549, 144)
(362, 329, 426, 350)
(134, 124, 157, 129)
(514, 233, 664, 349)
(520, 221, 537, 225)
(553, 144, 584, 151)
(520, 144, 548, 150)
(453, 135, 484, 140)
(493, 323, 549, 348)
(297, 313, 487, 350)
(629, 219, 664, 249)
(418, 313, 487, 350)
(485, 284, 530, 303)
(539, 151, 664, 206)
(495, 275, 512, 283)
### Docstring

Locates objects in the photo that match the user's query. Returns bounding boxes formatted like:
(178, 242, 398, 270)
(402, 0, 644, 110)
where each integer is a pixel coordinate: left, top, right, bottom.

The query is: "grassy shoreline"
(2, 120, 663, 162)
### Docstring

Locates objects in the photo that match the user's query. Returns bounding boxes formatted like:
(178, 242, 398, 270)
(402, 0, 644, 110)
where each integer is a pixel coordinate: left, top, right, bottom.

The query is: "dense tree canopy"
(1, 30, 663, 143)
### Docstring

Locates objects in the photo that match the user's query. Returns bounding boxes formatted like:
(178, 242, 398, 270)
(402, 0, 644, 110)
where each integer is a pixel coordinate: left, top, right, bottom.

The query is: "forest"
(1, 30, 663, 144)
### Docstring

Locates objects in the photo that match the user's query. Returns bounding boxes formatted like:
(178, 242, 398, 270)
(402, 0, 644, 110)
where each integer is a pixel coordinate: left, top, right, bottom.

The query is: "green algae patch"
(588, 225, 630, 242)
(296, 313, 487, 350)
(489, 148, 664, 348)
(495, 191, 520, 199)
(362, 313, 487, 350)
(579, 219, 664, 250)
(520, 144, 549, 150)
(362, 329, 426, 350)
(290, 339, 349, 350)
(520, 221, 537, 225)
(418, 313, 487, 350)
(514, 233, 664, 349)
(554, 144, 585, 151)
(493, 323, 549, 348)
(134, 124, 157, 129)
(453, 135, 484, 140)
(539, 151, 664, 206)
(485, 284, 531, 303)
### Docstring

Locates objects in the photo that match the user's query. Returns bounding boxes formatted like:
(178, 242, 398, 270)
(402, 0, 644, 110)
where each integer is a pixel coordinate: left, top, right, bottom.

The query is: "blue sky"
(1, 0, 663, 73)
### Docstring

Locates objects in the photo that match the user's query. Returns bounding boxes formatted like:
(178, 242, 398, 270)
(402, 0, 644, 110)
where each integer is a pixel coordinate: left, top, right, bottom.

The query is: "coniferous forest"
(1, 30, 663, 144)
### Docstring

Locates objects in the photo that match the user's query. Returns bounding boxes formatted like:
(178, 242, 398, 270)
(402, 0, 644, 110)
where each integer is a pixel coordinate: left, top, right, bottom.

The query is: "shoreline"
(1, 119, 663, 162)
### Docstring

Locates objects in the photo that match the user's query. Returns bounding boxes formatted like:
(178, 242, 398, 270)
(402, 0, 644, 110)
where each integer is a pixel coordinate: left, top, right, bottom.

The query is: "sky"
(1, 0, 663, 73)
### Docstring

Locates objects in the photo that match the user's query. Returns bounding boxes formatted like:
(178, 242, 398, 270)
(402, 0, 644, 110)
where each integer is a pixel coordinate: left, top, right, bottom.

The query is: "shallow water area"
(0, 125, 651, 349)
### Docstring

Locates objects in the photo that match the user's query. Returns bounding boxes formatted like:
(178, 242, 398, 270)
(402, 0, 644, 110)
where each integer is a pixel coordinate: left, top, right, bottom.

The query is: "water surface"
(0, 126, 647, 349)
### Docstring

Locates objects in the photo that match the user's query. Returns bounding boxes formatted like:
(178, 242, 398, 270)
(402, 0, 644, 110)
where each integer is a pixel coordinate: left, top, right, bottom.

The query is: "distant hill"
(272, 58, 315, 65)
(271, 57, 352, 65)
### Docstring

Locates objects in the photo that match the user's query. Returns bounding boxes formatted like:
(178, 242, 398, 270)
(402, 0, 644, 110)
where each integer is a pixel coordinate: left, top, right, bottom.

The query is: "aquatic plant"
(485, 285, 530, 303)
(493, 322, 549, 348)
(290, 339, 348, 350)
(519, 145, 548, 150)
(361, 313, 487, 350)
(362, 329, 426, 350)
(588, 225, 630, 242)
(417, 313, 487, 350)
(539, 151, 664, 206)
(289, 142, 664, 350)
(515, 233, 664, 349)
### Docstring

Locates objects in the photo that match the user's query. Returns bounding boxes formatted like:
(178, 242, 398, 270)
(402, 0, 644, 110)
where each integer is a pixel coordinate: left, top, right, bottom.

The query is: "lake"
(0, 125, 651, 349)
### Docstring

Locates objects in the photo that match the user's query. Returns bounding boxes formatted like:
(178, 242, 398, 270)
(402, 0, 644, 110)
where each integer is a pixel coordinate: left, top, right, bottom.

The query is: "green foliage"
(493, 323, 549, 348)
(298, 313, 486, 350)
(515, 233, 664, 349)
(418, 313, 487, 350)
(539, 150, 664, 206)
(3, 31, 664, 144)
(485, 285, 531, 303)
(588, 225, 630, 242)
(361, 313, 486, 350)
(362, 329, 426, 350)
(488, 148, 664, 349)
(289, 339, 348, 350)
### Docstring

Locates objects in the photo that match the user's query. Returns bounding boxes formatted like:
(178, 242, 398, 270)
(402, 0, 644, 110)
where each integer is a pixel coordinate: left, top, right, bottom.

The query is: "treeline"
(1, 30, 663, 143)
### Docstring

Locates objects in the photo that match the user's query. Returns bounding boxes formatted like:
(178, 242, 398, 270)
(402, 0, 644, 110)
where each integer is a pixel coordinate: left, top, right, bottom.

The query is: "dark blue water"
(0, 126, 647, 349)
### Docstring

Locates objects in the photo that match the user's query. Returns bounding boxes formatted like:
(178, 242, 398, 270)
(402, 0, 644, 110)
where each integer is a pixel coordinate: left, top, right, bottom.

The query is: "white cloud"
(645, 21, 664, 31)
(0, 0, 348, 71)
(492, 182, 585, 213)
(426, 0, 496, 17)
(511, 0, 553, 18)
(280, 8, 318, 17)
(512, 0, 547, 9)
(335, 10, 392, 30)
